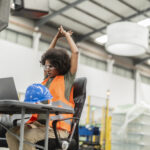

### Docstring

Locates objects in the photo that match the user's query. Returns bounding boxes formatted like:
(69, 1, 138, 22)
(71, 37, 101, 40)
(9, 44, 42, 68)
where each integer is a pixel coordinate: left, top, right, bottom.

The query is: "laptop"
(0, 77, 19, 100)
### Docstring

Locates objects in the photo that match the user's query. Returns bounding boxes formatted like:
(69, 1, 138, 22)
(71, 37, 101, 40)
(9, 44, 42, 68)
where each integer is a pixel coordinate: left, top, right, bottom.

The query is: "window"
(0, 29, 33, 48)
(113, 65, 133, 79)
(141, 75, 150, 84)
(6, 30, 17, 43)
(39, 40, 49, 51)
(80, 54, 107, 71)
(17, 34, 32, 47)
(0, 29, 7, 39)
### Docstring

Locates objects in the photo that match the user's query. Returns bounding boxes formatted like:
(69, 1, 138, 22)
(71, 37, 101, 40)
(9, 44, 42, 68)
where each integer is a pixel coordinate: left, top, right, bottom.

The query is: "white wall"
(0, 39, 43, 93)
(0, 39, 150, 124)
(77, 64, 134, 107)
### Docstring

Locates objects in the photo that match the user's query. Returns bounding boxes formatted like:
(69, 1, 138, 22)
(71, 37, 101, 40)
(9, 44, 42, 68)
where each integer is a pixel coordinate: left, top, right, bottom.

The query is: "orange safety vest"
(27, 76, 75, 132)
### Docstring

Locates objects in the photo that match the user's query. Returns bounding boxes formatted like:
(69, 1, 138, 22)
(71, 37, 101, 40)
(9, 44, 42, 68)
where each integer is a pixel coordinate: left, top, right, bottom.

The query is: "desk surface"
(0, 100, 74, 114)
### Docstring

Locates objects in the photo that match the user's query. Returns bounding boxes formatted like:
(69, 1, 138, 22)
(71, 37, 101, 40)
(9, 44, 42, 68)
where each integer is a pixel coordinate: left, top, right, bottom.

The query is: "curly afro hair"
(40, 48, 71, 75)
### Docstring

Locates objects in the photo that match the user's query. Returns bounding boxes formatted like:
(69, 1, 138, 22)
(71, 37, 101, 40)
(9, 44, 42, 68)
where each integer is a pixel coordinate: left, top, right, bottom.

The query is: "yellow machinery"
(84, 94, 112, 150)
(86, 96, 91, 124)
(100, 90, 112, 150)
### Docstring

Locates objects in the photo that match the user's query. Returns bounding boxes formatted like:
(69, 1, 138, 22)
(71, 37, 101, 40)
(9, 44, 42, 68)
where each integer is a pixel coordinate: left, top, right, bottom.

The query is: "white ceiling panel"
(50, 15, 93, 34)
(77, 1, 121, 23)
(130, 15, 147, 22)
(145, 11, 150, 17)
(50, 0, 65, 10)
(90, 32, 103, 39)
(93, 0, 137, 17)
(121, 0, 150, 11)
(63, 8, 105, 29)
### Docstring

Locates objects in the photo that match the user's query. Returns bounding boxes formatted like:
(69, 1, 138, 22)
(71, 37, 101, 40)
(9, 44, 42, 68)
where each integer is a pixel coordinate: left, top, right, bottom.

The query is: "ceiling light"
(138, 18, 150, 27)
(95, 35, 107, 44)
(105, 22, 149, 56)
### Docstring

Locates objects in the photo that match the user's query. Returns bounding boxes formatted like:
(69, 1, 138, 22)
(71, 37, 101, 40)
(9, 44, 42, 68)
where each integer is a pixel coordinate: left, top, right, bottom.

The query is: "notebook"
(0, 77, 19, 100)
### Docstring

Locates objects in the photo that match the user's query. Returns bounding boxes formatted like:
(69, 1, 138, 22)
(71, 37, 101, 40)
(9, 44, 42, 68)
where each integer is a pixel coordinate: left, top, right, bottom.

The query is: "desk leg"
(44, 110, 49, 150)
(19, 107, 25, 150)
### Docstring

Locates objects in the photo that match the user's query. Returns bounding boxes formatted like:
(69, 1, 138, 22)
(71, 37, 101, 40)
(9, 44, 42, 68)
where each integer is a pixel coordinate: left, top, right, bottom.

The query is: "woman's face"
(44, 60, 59, 78)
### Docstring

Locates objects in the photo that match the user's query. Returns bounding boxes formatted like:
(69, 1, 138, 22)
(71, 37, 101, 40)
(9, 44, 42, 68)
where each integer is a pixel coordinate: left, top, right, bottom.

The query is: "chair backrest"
(73, 77, 87, 119)
(67, 77, 87, 150)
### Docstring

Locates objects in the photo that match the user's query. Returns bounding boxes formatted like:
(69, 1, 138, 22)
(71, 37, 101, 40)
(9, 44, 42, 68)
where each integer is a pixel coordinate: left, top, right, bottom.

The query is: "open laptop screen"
(0, 77, 19, 100)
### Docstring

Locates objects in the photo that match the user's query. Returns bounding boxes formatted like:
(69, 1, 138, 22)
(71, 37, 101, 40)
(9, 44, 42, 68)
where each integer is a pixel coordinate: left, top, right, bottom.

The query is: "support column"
(107, 56, 114, 73)
(106, 56, 114, 91)
(32, 29, 41, 56)
(134, 69, 140, 104)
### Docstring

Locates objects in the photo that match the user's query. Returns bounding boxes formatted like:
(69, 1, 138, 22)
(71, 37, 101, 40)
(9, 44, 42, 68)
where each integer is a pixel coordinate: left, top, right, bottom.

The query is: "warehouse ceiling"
(11, 0, 150, 67)
(33, 0, 150, 66)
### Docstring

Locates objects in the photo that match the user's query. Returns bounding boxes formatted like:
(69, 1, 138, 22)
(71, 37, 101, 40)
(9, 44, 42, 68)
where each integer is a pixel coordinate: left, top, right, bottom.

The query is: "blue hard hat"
(24, 84, 53, 103)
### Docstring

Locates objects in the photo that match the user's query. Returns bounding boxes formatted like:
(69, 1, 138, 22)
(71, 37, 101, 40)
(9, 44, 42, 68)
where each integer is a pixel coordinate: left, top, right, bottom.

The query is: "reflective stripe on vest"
(52, 101, 74, 111)
(50, 115, 72, 124)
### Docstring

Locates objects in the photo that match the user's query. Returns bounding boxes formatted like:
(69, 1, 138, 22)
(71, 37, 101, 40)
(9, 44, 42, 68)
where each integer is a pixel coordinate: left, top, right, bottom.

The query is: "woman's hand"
(48, 25, 73, 49)
(57, 25, 73, 38)
(56, 29, 64, 39)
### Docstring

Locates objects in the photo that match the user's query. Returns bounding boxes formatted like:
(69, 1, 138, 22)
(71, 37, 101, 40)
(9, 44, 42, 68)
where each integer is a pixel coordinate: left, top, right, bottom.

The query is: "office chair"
(0, 114, 30, 147)
(36, 77, 87, 150)
(0, 125, 7, 147)
(0, 115, 13, 147)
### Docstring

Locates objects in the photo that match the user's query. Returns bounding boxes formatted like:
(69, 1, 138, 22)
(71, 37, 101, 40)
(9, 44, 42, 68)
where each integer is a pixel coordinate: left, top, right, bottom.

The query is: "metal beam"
(134, 57, 150, 65)
(35, 0, 88, 27)
(118, 0, 150, 18)
(77, 7, 150, 42)
(42, 21, 84, 44)
(61, 13, 95, 30)
(123, 7, 150, 20)
(60, 0, 109, 24)
(49, 8, 96, 30)
(91, 0, 124, 19)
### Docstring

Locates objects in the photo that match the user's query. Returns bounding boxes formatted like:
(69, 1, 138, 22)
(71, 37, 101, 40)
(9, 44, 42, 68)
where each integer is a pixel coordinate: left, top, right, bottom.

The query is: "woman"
(6, 26, 79, 150)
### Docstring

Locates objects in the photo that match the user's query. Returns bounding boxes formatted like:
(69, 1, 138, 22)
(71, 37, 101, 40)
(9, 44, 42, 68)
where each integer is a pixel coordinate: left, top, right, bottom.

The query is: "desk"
(0, 100, 74, 150)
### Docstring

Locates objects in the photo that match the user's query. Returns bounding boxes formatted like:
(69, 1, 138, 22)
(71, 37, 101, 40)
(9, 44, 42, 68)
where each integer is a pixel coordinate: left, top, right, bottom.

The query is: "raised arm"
(43, 32, 60, 78)
(49, 27, 73, 49)
(48, 32, 60, 49)
(59, 26, 79, 74)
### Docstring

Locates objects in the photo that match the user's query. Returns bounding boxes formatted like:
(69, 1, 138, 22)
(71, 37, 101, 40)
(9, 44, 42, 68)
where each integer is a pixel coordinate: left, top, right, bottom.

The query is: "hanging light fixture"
(105, 21, 149, 56)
